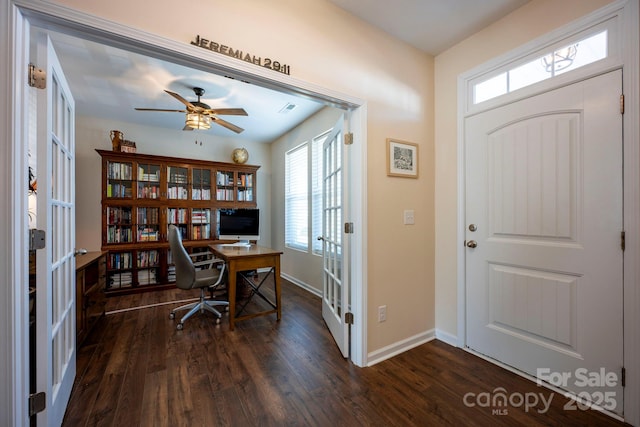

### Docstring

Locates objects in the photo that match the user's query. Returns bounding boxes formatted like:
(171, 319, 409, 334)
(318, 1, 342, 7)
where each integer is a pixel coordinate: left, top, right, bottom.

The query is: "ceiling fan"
(135, 87, 248, 133)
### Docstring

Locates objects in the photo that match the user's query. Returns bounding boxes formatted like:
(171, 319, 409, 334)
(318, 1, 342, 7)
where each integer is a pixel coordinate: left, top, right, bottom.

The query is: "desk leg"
(275, 256, 282, 321)
(228, 263, 236, 331)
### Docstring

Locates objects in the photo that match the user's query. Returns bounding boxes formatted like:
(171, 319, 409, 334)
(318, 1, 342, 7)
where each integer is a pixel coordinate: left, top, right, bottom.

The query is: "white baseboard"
(280, 272, 322, 298)
(435, 329, 459, 347)
(367, 329, 436, 366)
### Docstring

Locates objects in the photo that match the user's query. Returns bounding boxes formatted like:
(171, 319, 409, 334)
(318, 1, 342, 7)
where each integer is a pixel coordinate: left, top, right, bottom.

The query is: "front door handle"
(466, 240, 478, 248)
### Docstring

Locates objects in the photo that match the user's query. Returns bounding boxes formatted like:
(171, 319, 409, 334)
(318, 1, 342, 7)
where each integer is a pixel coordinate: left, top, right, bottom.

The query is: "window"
(473, 30, 608, 105)
(285, 129, 332, 253)
(285, 143, 308, 250)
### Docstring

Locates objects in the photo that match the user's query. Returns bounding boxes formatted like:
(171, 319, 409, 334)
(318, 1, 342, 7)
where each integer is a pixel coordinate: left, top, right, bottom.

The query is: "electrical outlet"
(378, 305, 387, 322)
(403, 209, 415, 225)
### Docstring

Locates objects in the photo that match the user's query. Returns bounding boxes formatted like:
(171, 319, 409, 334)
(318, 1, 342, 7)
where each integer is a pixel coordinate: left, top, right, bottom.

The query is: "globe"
(232, 147, 249, 164)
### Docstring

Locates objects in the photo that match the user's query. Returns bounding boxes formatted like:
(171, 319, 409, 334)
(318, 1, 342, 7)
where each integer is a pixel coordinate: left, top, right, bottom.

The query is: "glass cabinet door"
(167, 207, 188, 239)
(136, 162, 161, 199)
(167, 166, 189, 200)
(216, 170, 235, 201)
(106, 206, 133, 243)
(191, 208, 212, 240)
(106, 160, 133, 198)
(192, 168, 212, 201)
(136, 207, 160, 242)
(237, 171, 254, 202)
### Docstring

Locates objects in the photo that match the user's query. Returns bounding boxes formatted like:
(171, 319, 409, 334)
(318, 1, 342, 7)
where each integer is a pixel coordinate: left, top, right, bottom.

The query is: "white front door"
(320, 115, 350, 357)
(465, 70, 624, 414)
(34, 32, 77, 426)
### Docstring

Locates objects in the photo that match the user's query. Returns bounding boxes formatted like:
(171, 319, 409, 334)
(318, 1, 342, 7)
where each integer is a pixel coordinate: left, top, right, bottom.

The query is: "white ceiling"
(49, 0, 529, 143)
(326, 0, 530, 54)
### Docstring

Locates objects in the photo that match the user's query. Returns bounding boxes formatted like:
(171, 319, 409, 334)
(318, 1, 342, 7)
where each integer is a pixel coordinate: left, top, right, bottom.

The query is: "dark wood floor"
(63, 277, 628, 426)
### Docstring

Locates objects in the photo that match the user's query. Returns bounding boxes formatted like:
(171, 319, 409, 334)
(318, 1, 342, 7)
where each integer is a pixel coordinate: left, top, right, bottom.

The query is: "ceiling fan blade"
(135, 108, 187, 113)
(182, 125, 194, 131)
(212, 117, 244, 134)
(164, 90, 197, 109)
(205, 108, 248, 116)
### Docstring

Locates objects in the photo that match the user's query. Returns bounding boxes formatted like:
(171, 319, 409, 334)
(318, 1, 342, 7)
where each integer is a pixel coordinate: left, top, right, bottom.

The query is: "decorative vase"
(232, 147, 249, 164)
(110, 130, 123, 152)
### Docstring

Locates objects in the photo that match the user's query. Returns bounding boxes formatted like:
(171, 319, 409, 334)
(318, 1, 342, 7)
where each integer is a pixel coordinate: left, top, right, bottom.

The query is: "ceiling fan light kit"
(135, 87, 248, 133)
(185, 112, 211, 130)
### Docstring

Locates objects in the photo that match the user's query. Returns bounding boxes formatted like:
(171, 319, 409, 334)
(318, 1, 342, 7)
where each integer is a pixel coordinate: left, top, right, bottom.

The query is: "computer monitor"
(217, 208, 260, 244)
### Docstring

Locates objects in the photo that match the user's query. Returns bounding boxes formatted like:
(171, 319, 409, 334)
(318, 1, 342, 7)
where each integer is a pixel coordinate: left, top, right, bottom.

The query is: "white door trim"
(457, 0, 639, 425)
(0, 2, 31, 425)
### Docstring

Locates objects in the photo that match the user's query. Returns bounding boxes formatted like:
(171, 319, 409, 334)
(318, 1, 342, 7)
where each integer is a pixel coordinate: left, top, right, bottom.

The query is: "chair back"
(168, 225, 196, 290)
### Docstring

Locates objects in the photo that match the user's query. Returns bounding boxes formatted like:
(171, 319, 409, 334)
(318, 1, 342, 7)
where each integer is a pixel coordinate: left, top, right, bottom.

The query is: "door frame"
(457, 0, 638, 424)
(1, 1, 368, 425)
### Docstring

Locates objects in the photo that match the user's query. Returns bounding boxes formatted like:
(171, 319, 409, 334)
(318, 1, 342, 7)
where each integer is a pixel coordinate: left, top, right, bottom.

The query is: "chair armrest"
(193, 258, 225, 269)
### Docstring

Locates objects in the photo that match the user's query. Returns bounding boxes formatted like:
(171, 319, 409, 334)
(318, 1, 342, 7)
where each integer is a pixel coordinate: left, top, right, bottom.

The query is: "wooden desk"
(209, 244, 283, 330)
(76, 251, 107, 345)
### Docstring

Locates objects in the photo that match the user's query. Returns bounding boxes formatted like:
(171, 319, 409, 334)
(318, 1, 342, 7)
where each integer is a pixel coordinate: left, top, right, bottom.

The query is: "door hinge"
(344, 222, 354, 234)
(29, 392, 46, 416)
(620, 94, 625, 114)
(345, 312, 354, 324)
(621, 367, 626, 387)
(28, 64, 46, 89)
(621, 231, 625, 251)
(344, 132, 354, 145)
(29, 229, 46, 251)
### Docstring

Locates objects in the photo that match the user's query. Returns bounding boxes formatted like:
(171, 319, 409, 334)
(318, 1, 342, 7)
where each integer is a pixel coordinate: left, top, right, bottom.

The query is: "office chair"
(168, 224, 229, 330)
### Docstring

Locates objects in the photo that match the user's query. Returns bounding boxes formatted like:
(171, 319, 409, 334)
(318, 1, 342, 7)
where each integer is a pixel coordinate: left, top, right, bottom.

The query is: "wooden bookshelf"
(97, 149, 259, 295)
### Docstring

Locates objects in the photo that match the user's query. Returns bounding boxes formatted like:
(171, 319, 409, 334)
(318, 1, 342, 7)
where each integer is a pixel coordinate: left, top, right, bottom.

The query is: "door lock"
(466, 240, 478, 248)
(468, 224, 477, 232)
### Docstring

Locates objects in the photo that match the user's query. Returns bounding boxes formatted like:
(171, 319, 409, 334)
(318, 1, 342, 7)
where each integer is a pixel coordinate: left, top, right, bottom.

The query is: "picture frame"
(387, 138, 418, 178)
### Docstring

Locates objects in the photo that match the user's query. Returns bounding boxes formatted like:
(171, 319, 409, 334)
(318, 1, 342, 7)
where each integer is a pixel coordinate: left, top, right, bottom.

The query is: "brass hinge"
(344, 222, 354, 234)
(28, 64, 46, 89)
(621, 231, 626, 251)
(344, 132, 354, 145)
(29, 392, 46, 416)
(620, 94, 625, 114)
(621, 367, 626, 387)
(345, 312, 354, 324)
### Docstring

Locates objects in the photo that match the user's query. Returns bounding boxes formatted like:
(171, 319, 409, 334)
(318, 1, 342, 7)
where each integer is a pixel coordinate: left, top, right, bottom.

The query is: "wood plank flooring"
(63, 277, 629, 426)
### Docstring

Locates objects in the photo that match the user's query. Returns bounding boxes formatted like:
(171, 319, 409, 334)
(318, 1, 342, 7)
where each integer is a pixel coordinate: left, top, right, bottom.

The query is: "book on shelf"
(192, 188, 211, 200)
(137, 207, 159, 224)
(136, 269, 157, 285)
(108, 162, 132, 180)
(108, 271, 133, 289)
(137, 228, 159, 242)
(109, 252, 132, 269)
(137, 166, 160, 182)
(107, 227, 133, 244)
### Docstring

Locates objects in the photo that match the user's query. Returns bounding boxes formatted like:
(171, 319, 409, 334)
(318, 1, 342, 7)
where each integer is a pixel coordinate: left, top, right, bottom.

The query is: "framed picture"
(387, 138, 418, 178)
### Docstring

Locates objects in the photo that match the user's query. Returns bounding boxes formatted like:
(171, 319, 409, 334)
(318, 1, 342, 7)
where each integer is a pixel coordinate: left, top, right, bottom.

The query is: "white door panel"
(321, 114, 350, 358)
(35, 32, 76, 426)
(466, 70, 623, 414)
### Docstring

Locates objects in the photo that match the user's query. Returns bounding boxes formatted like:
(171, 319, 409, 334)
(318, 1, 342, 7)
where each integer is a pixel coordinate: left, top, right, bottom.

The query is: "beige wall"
(75, 116, 272, 252)
(55, 0, 436, 353)
(433, 0, 616, 338)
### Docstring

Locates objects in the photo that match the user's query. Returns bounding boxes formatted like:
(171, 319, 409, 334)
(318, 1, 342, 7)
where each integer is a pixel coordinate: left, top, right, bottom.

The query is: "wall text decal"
(191, 35, 291, 76)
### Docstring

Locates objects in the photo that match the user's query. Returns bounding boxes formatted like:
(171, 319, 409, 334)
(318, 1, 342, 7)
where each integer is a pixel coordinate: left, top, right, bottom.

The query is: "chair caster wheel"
(176, 323, 183, 330)
(169, 312, 175, 320)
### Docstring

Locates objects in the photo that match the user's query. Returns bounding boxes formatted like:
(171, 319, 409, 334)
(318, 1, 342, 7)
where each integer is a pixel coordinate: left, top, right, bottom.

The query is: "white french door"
(465, 70, 623, 414)
(34, 32, 77, 426)
(320, 114, 350, 358)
